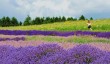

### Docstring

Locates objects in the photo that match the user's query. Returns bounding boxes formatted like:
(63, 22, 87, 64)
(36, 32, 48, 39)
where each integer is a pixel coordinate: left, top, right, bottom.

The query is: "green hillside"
(0, 19, 110, 32)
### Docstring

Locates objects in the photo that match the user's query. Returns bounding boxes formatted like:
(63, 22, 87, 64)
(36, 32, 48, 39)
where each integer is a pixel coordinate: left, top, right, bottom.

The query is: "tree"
(61, 16, 66, 21)
(31, 17, 43, 25)
(67, 17, 74, 21)
(54, 17, 59, 22)
(79, 15, 85, 20)
(58, 16, 62, 22)
(35, 17, 42, 24)
(44, 17, 51, 24)
(90, 17, 93, 20)
(31, 19, 35, 25)
(1, 16, 6, 27)
(23, 15, 31, 26)
(5, 16, 11, 26)
(52, 17, 55, 22)
(11, 17, 19, 26)
(0, 19, 1, 26)
(40, 17, 44, 23)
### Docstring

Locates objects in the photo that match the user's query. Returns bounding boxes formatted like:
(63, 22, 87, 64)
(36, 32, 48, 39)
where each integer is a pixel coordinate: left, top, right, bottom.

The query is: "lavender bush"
(0, 37, 25, 41)
(66, 45, 105, 64)
(0, 44, 65, 64)
(5, 46, 39, 64)
(36, 44, 66, 64)
(0, 44, 110, 64)
(92, 52, 110, 64)
(0, 30, 110, 38)
(0, 45, 16, 63)
(39, 51, 67, 64)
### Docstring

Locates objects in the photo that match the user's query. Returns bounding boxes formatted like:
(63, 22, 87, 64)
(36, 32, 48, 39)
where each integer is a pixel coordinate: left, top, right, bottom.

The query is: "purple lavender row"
(0, 30, 110, 38)
(0, 37, 25, 41)
(0, 44, 109, 64)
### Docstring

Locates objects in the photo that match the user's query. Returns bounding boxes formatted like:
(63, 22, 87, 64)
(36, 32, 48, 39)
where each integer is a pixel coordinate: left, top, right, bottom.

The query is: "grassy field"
(26, 35, 110, 43)
(0, 19, 110, 32)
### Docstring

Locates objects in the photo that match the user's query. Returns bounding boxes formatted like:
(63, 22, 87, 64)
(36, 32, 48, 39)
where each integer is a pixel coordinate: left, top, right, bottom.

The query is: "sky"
(0, 0, 110, 21)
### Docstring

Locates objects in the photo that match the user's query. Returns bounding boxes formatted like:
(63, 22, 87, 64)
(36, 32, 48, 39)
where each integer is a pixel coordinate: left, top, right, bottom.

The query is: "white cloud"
(25, 0, 72, 18)
(0, 0, 110, 21)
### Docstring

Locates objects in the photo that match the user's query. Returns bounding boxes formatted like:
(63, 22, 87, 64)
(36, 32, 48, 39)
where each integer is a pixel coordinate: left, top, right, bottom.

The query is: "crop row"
(0, 37, 25, 41)
(0, 44, 110, 64)
(0, 30, 110, 38)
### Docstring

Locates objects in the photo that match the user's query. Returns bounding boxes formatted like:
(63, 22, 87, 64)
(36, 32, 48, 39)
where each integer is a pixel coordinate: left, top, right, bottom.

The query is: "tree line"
(0, 16, 22, 27)
(0, 15, 93, 27)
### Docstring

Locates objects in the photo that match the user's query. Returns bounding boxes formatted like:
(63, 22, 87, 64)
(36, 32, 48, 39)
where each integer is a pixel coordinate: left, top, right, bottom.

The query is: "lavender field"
(0, 30, 110, 38)
(0, 30, 110, 64)
(0, 44, 110, 64)
(1, 0, 110, 63)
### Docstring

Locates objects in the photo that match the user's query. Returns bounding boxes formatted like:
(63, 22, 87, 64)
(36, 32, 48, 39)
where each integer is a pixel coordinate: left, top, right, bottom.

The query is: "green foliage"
(61, 16, 66, 21)
(0, 15, 94, 27)
(40, 17, 45, 23)
(11, 17, 19, 26)
(31, 16, 67, 25)
(90, 17, 93, 20)
(44, 17, 51, 23)
(0, 16, 19, 27)
(67, 17, 73, 21)
(58, 16, 62, 22)
(55, 17, 59, 22)
(79, 15, 85, 20)
(23, 15, 31, 26)
(31, 17, 42, 25)
(5, 16, 11, 26)
(0, 19, 1, 26)
(67, 17, 77, 21)
(1, 16, 6, 27)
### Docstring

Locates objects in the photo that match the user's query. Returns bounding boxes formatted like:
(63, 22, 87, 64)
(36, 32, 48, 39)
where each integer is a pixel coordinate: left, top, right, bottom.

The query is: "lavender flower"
(0, 37, 25, 41)
(92, 52, 110, 64)
(66, 45, 105, 64)
(0, 30, 110, 38)
(0, 44, 109, 64)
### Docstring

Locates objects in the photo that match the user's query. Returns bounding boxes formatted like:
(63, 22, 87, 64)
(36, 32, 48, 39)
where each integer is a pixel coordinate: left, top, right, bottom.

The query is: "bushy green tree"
(1, 16, 6, 27)
(79, 15, 85, 20)
(52, 17, 55, 22)
(58, 16, 62, 22)
(23, 15, 31, 26)
(0, 19, 1, 26)
(90, 17, 93, 20)
(5, 16, 11, 26)
(35, 17, 42, 24)
(67, 17, 77, 21)
(54, 17, 59, 22)
(31, 19, 35, 25)
(40, 17, 45, 23)
(62, 16, 66, 21)
(67, 17, 73, 21)
(11, 17, 19, 26)
(44, 17, 51, 24)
